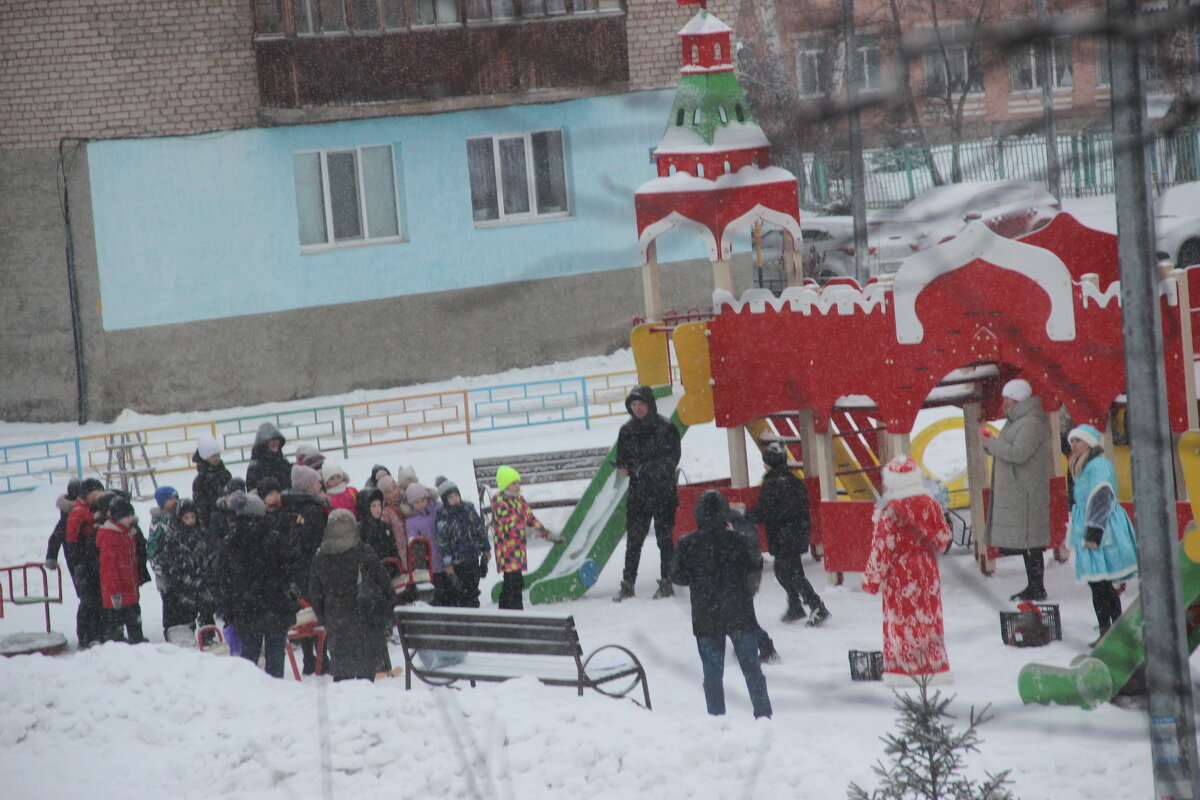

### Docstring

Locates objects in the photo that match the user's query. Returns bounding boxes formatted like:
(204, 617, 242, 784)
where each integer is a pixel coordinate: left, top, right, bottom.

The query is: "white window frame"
(1096, 36, 1166, 92)
(796, 41, 826, 98)
(856, 34, 882, 92)
(467, 129, 572, 227)
(294, 144, 404, 253)
(925, 43, 984, 96)
(1009, 38, 1073, 92)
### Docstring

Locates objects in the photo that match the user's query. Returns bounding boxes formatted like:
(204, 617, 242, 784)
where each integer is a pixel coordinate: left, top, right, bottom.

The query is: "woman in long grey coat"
(309, 509, 393, 681)
(982, 379, 1051, 601)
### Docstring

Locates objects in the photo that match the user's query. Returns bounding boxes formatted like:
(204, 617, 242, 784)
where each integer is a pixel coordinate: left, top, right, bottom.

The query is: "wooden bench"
(394, 606, 651, 709)
(472, 447, 610, 521)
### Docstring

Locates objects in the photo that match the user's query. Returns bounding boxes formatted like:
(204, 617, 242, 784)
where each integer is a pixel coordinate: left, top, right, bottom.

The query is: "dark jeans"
(161, 590, 196, 637)
(775, 551, 823, 613)
(105, 604, 146, 644)
(450, 561, 483, 608)
(241, 628, 289, 679)
(1089, 580, 1123, 632)
(695, 630, 772, 718)
(499, 571, 524, 610)
(624, 505, 676, 583)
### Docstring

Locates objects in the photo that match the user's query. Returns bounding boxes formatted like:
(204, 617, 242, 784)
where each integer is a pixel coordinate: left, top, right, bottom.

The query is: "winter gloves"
(479, 552, 489, 578)
(1085, 526, 1104, 547)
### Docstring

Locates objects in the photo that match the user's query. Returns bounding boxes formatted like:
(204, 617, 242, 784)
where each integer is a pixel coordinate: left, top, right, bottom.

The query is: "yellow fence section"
(78, 422, 219, 482)
(342, 391, 471, 447)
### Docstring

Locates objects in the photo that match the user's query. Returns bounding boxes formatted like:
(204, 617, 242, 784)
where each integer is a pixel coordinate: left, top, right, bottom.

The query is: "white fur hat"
(882, 455, 925, 496)
(196, 435, 221, 461)
(1002, 379, 1033, 402)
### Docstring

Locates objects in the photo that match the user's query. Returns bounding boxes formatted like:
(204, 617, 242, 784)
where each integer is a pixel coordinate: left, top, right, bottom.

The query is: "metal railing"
(0, 370, 651, 494)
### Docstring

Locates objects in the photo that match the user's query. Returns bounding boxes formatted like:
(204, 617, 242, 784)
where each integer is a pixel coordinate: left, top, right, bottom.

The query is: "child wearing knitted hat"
(491, 466, 564, 610)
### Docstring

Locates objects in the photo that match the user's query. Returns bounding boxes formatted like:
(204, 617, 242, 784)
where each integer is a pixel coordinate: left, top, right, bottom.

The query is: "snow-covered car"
(1155, 182, 1200, 269)
(803, 180, 1060, 280)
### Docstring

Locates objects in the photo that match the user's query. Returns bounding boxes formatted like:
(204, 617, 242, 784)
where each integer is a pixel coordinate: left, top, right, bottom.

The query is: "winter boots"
(805, 606, 832, 628)
(1010, 549, 1048, 602)
(652, 579, 675, 599)
(780, 605, 807, 623)
(613, 580, 635, 603)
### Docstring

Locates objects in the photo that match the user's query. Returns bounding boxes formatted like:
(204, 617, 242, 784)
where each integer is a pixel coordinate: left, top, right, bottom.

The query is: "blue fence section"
(468, 378, 591, 433)
(0, 438, 82, 494)
(0, 376, 609, 495)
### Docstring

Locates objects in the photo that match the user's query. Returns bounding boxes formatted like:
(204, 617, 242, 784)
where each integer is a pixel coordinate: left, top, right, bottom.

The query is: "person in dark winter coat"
(44, 478, 81, 574)
(282, 463, 330, 674)
(435, 479, 491, 608)
(96, 497, 147, 644)
(614, 385, 682, 602)
(746, 442, 831, 626)
(670, 490, 772, 719)
(221, 491, 295, 678)
(208, 477, 245, 540)
(245, 421, 292, 494)
(363, 464, 391, 492)
(192, 435, 232, 529)
(729, 508, 780, 664)
(357, 488, 402, 578)
(158, 498, 219, 639)
(147, 486, 189, 638)
(65, 478, 106, 648)
(309, 509, 393, 681)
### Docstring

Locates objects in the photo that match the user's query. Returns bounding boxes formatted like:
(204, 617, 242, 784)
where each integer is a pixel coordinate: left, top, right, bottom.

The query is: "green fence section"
(803, 127, 1200, 209)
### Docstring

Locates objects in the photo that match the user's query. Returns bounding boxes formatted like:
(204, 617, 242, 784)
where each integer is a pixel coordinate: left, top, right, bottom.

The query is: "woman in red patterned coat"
(490, 466, 563, 610)
(862, 456, 952, 685)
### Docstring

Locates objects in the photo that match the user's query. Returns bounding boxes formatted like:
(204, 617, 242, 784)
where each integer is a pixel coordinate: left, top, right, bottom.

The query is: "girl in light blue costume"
(1067, 424, 1138, 642)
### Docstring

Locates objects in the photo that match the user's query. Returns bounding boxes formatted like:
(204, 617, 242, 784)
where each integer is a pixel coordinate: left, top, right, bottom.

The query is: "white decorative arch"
(637, 211, 720, 262)
(719, 203, 803, 260)
(892, 221, 1077, 344)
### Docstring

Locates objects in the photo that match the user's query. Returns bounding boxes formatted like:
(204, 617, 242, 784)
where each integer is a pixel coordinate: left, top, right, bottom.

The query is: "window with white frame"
(925, 43, 983, 95)
(1096, 36, 1166, 91)
(796, 41, 827, 98)
(293, 145, 402, 249)
(412, 0, 460, 25)
(856, 34, 882, 91)
(466, 130, 570, 224)
(1009, 38, 1073, 91)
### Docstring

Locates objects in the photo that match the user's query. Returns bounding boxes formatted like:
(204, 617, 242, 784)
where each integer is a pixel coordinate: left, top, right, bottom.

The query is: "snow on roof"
(637, 164, 797, 195)
(654, 122, 770, 155)
(678, 10, 731, 36)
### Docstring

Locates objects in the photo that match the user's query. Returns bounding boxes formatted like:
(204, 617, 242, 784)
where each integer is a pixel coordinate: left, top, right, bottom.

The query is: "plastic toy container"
(849, 649, 883, 680)
(1000, 604, 1062, 647)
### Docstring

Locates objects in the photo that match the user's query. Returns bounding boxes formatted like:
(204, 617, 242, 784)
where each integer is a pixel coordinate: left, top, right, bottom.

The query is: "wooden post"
(963, 401, 994, 574)
(642, 241, 663, 322)
(1048, 406, 1071, 562)
(712, 258, 734, 293)
(799, 409, 841, 583)
(728, 427, 750, 488)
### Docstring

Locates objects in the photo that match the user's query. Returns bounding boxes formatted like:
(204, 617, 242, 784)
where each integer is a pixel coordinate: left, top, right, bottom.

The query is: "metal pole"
(59, 139, 89, 424)
(841, 0, 868, 285)
(1034, 0, 1062, 200)
(1109, 0, 1200, 796)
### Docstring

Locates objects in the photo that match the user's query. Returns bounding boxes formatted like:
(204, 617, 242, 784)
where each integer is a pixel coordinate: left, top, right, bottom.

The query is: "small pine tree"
(848, 675, 1016, 800)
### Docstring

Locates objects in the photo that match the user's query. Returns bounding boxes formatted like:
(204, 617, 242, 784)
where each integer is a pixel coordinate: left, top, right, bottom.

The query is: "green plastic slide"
(490, 387, 687, 605)
(1018, 431, 1200, 709)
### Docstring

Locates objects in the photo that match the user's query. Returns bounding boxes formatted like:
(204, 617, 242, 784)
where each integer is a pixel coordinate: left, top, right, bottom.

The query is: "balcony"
(253, 0, 629, 112)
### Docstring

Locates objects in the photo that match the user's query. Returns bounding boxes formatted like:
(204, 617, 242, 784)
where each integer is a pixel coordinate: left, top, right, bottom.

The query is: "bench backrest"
(395, 608, 583, 658)
(472, 448, 610, 490)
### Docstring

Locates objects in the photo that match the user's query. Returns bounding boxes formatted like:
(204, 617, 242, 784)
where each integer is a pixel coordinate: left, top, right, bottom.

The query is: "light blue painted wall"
(88, 88, 728, 331)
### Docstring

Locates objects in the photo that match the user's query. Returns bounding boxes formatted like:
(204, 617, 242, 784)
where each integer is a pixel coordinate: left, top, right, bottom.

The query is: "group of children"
(46, 420, 563, 680)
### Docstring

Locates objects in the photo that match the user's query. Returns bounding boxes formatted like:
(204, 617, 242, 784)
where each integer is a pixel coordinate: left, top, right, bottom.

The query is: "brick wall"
(626, 0, 735, 91)
(0, 1, 259, 150)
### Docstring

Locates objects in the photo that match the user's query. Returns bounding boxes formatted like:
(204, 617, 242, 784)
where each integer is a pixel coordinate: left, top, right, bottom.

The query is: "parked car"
(1155, 182, 1200, 269)
(802, 180, 1061, 281)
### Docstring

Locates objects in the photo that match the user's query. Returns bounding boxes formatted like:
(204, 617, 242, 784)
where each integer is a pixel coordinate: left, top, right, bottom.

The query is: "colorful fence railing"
(0, 371, 652, 495)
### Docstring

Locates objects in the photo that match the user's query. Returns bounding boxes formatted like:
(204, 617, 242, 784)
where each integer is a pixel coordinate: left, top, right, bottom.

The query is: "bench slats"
(404, 635, 580, 657)
(396, 609, 574, 628)
(402, 620, 577, 643)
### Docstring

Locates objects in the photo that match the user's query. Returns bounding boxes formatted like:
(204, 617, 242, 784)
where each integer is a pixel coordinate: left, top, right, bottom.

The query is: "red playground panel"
(674, 480, 766, 551)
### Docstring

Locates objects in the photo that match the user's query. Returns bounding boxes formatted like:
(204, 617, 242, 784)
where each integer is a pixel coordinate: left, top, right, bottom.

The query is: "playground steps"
(751, 410, 882, 501)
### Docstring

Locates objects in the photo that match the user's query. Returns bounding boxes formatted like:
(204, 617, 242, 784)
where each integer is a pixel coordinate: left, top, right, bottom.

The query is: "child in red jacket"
(96, 497, 147, 643)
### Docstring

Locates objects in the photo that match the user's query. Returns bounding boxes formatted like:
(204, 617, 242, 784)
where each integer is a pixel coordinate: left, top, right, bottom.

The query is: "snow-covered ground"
(0, 346, 1158, 800)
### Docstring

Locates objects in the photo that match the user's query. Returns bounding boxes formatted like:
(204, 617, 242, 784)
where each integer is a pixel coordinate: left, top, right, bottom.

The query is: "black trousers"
(450, 561, 483, 608)
(775, 550, 823, 612)
(105, 604, 146, 643)
(499, 571, 524, 610)
(161, 590, 197, 637)
(623, 505, 677, 583)
(1089, 581, 1123, 631)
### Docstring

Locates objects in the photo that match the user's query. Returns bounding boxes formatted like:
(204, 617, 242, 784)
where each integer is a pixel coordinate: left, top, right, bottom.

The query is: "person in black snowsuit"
(208, 477, 245, 540)
(220, 491, 296, 678)
(158, 498, 219, 640)
(357, 487, 402, 578)
(670, 490, 772, 719)
(309, 509, 393, 681)
(45, 478, 81, 575)
(746, 442, 831, 626)
(192, 435, 232, 529)
(282, 463, 329, 674)
(729, 508, 780, 664)
(245, 421, 292, 494)
(613, 384, 682, 602)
